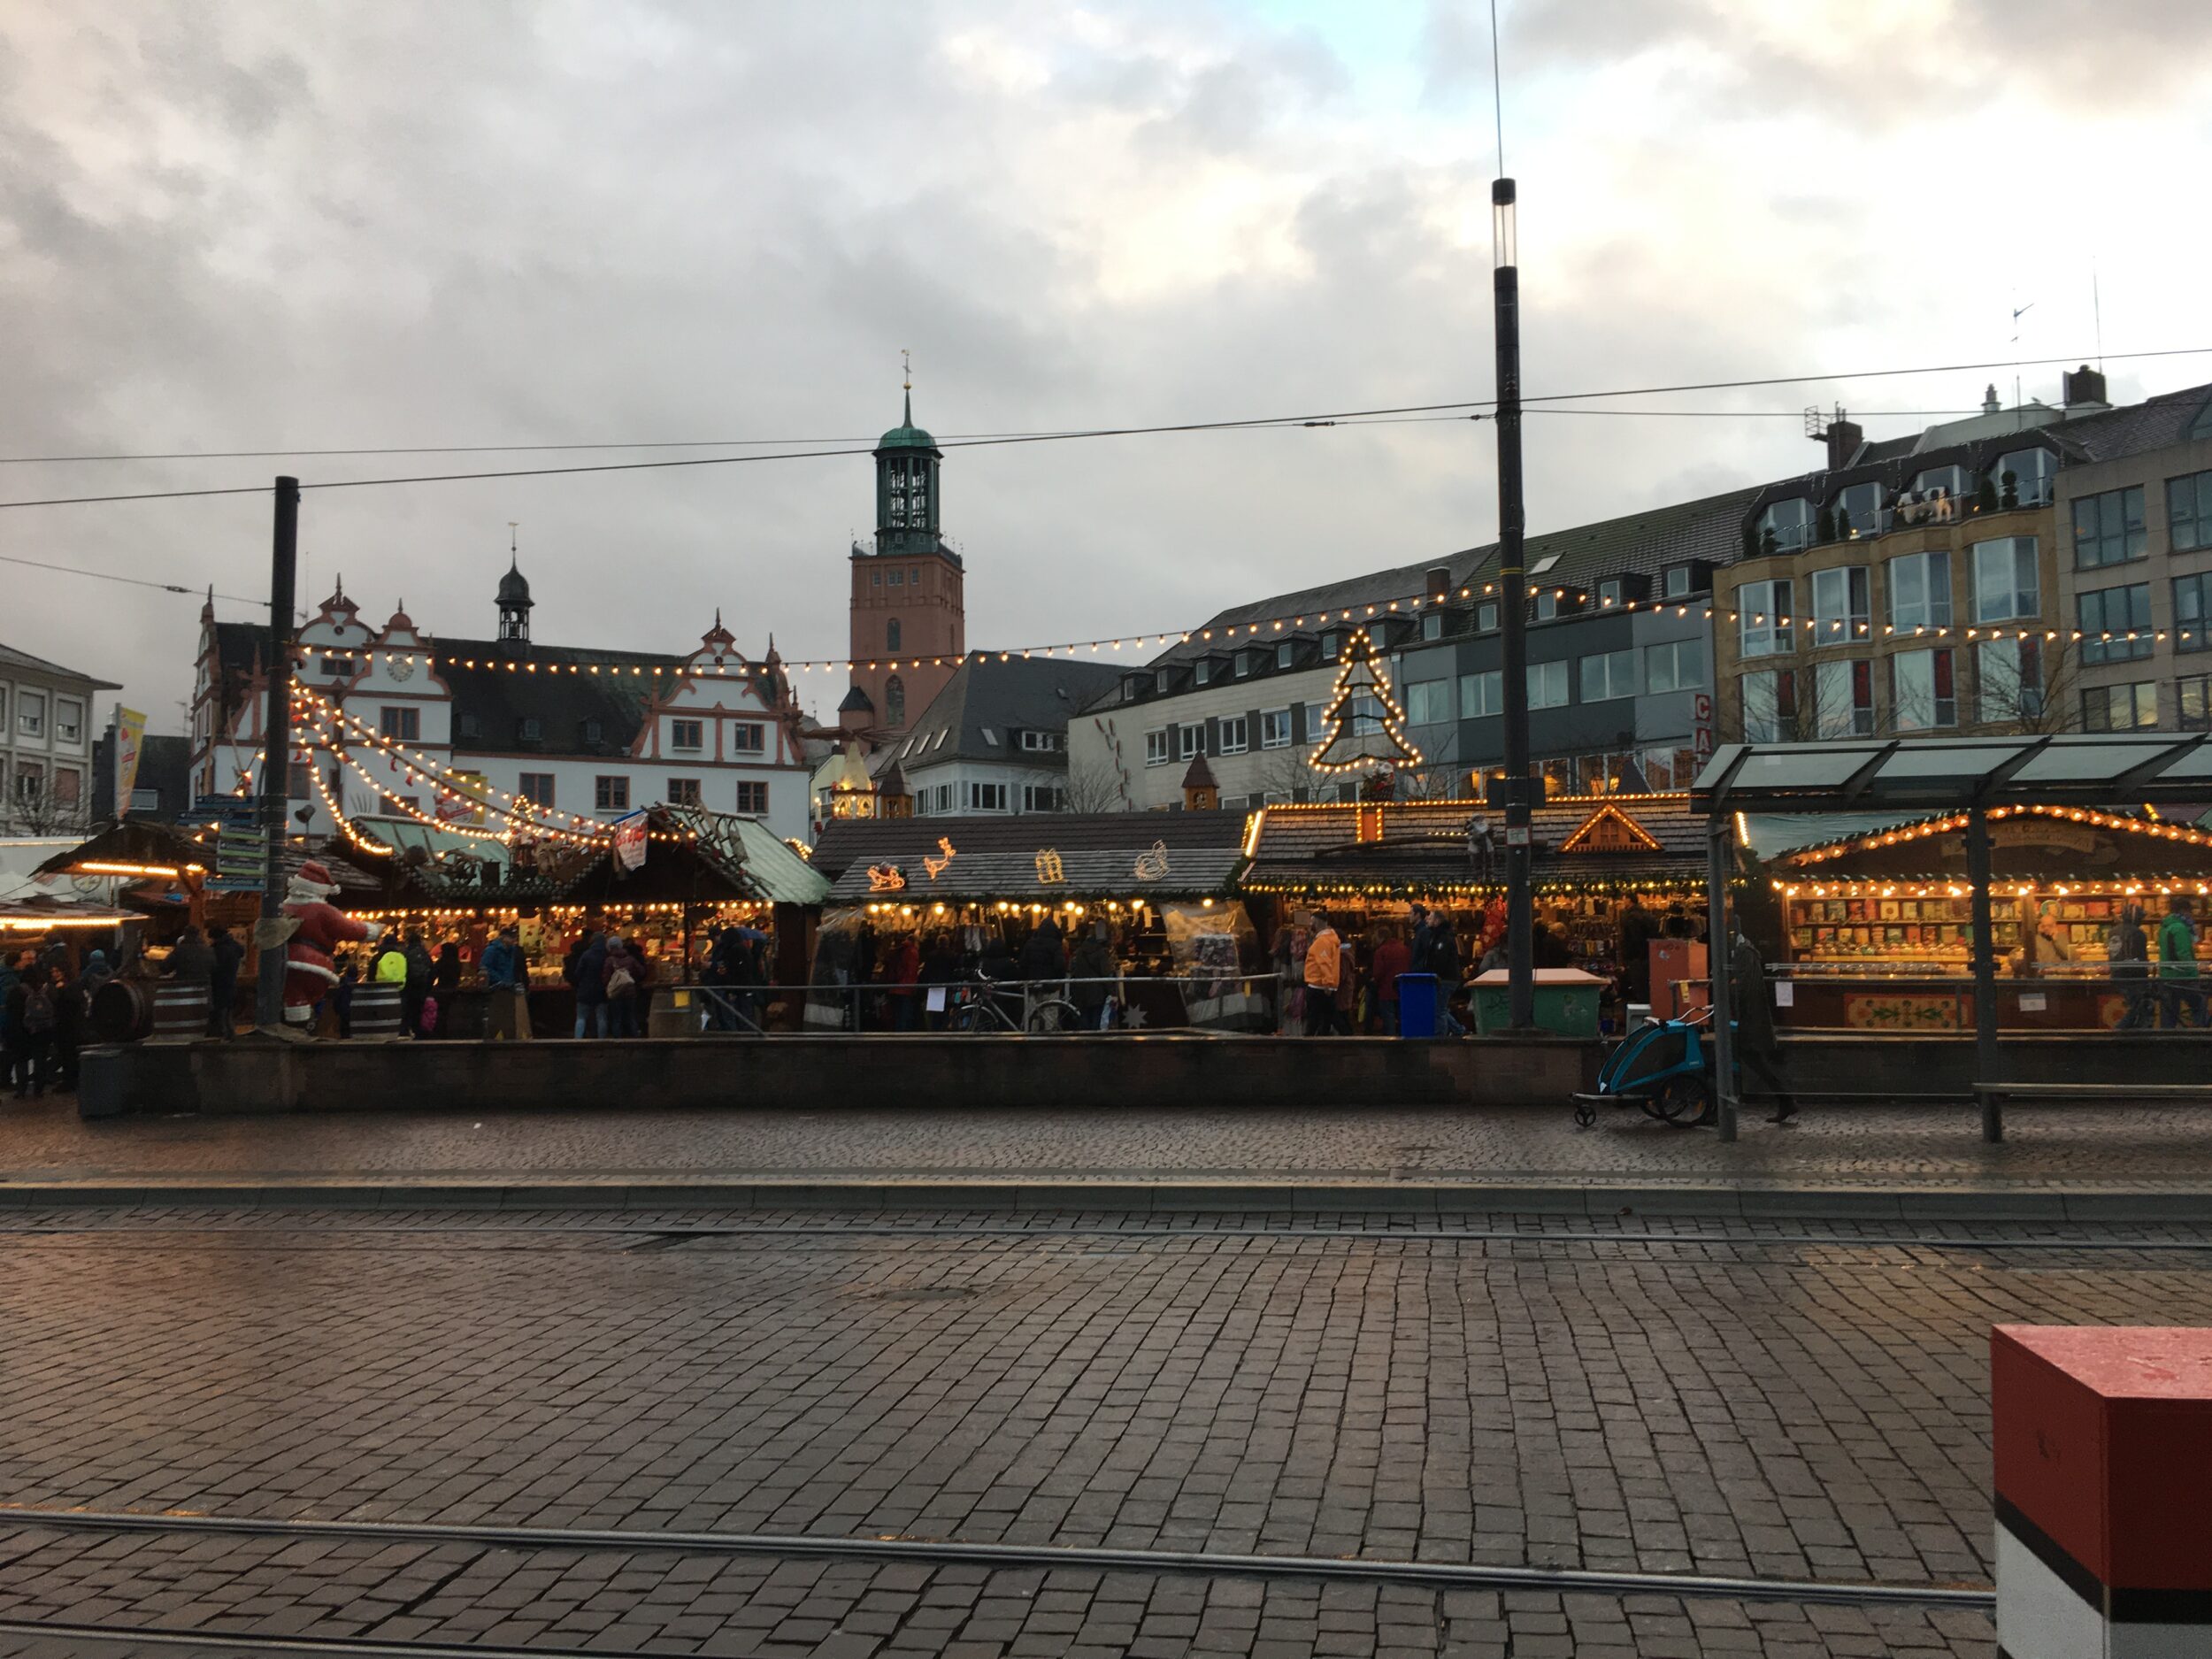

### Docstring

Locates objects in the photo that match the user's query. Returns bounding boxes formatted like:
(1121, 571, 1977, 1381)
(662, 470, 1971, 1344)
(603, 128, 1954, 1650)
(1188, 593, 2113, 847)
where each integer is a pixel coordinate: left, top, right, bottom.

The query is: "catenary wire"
(0, 344, 2206, 511)
(0, 550, 260, 604)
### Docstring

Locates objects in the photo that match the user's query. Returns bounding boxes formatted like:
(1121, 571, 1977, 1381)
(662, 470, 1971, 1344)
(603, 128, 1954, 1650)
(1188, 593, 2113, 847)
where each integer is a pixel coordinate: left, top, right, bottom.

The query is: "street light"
(1489, 177, 1534, 1028)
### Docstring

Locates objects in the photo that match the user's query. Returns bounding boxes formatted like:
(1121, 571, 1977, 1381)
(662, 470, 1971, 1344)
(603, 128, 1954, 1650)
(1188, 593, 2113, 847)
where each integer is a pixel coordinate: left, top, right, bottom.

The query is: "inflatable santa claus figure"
(279, 859, 380, 1025)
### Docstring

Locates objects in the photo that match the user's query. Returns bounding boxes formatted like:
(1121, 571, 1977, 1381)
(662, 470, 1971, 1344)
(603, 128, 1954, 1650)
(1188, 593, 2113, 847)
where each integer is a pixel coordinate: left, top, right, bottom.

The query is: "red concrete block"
(1993, 1325, 2212, 1657)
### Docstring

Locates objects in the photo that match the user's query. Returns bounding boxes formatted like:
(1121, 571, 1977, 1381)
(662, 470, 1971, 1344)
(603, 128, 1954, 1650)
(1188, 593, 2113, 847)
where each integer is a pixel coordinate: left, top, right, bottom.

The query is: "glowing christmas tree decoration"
(1308, 627, 1422, 774)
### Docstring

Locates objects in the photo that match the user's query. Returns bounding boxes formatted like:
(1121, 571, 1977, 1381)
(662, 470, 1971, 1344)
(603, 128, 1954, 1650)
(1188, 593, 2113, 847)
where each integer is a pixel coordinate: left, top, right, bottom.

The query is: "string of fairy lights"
(273, 578, 2193, 686)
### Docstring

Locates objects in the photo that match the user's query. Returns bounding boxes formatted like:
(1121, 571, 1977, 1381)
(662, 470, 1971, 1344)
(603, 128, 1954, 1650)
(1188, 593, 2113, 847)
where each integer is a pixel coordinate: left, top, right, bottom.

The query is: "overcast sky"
(5, 0, 2210, 733)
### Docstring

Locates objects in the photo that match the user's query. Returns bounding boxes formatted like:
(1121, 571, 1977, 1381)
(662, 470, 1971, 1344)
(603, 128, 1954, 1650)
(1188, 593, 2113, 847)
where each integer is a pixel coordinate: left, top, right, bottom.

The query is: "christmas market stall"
(1747, 803, 2212, 1033)
(808, 810, 1257, 1030)
(327, 804, 826, 1034)
(1237, 792, 1710, 1020)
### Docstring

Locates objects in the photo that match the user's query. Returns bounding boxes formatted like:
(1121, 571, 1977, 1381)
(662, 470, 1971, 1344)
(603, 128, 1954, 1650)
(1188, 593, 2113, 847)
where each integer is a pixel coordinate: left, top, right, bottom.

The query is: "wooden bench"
(1974, 1080, 2212, 1106)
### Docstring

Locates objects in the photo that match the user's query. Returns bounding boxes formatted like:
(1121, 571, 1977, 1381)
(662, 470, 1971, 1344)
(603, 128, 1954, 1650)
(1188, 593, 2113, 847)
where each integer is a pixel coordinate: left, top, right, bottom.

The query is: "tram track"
(0, 1217, 2207, 1255)
(0, 1504, 1997, 1614)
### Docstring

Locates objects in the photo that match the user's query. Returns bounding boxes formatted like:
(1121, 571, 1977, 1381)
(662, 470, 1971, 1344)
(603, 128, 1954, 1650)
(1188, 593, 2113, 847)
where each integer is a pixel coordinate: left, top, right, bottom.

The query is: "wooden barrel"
(352, 984, 403, 1038)
(150, 983, 208, 1040)
(90, 979, 152, 1045)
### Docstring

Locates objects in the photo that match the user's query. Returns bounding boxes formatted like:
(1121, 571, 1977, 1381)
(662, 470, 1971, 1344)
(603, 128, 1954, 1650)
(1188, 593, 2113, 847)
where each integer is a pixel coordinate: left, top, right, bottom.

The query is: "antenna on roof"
(2093, 259, 2104, 373)
(508, 521, 519, 565)
(2011, 296, 2035, 429)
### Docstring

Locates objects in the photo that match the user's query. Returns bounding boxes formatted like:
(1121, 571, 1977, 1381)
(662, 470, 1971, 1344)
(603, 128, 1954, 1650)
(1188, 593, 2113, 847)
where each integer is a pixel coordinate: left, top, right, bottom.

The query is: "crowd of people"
(815, 915, 1130, 1032)
(1, 944, 114, 1098)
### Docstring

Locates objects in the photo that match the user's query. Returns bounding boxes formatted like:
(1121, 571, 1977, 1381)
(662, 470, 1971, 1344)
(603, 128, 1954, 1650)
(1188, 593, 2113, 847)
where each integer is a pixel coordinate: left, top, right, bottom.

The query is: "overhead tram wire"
(1, 343, 2208, 510)
(0, 549, 261, 604)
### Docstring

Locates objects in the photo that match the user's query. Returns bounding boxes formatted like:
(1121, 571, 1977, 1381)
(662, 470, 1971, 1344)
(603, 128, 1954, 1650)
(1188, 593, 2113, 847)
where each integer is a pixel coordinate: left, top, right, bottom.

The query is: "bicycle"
(946, 976, 1083, 1035)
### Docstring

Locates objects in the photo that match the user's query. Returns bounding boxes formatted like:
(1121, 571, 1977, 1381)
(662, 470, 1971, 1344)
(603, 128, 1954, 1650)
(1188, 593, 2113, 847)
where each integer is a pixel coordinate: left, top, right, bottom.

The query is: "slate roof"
(877, 655, 1125, 774)
(814, 810, 1250, 902)
(1240, 794, 1705, 897)
(2051, 381, 2212, 464)
(210, 623, 788, 761)
(0, 641, 119, 687)
(1463, 485, 1763, 597)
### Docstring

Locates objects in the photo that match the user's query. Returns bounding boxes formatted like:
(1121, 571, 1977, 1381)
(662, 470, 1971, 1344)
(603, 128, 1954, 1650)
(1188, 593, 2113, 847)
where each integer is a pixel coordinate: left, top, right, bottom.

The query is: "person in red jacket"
(1369, 928, 1411, 1034)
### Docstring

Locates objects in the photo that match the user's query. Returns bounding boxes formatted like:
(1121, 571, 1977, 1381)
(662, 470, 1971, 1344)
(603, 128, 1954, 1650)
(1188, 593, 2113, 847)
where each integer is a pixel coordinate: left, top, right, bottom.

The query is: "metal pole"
(1966, 805, 2001, 1142)
(254, 476, 300, 1031)
(1706, 818, 1737, 1142)
(1492, 176, 1533, 1030)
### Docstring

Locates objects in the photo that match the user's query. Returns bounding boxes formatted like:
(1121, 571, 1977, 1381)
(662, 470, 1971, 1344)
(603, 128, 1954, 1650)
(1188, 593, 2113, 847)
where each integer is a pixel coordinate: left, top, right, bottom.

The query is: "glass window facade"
(1527, 661, 1569, 709)
(1976, 638, 2044, 725)
(2078, 583, 2154, 664)
(1887, 550, 1952, 630)
(1459, 671, 1502, 718)
(2171, 469, 2212, 554)
(2177, 572, 2212, 652)
(1810, 565, 1870, 643)
(1738, 579, 1794, 658)
(2082, 682, 2159, 732)
(2074, 486, 2147, 568)
(1407, 680, 1452, 726)
(1739, 669, 1795, 743)
(1578, 650, 1635, 702)
(1643, 638, 1706, 693)
(1890, 649, 1956, 731)
(1813, 658, 1874, 738)
(1971, 538, 2039, 623)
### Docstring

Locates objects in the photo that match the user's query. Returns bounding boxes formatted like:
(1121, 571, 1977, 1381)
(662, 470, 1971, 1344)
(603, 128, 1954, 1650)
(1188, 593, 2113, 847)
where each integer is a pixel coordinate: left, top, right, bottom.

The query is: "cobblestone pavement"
(5, 1209, 2210, 1654)
(6, 1094, 2212, 1189)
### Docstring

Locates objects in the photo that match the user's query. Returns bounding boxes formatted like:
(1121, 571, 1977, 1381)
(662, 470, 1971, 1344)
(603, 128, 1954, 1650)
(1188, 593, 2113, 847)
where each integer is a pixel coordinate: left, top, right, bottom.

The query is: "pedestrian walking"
(1302, 913, 1341, 1036)
(401, 929, 434, 1038)
(601, 936, 643, 1038)
(2108, 903, 2154, 1031)
(7, 963, 58, 1098)
(1728, 918, 1799, 1124)
(570, 928, 608, 1038)
(886, 933, 922, 1032)
(2159, 895, 2208, 1029)
(1070, 919, 1116, 1031)
(207, 926, 243, 1038)
(0, 948, 21, 1088)
(50, 967, 86, 1094)
(479, 924, 532, 1041)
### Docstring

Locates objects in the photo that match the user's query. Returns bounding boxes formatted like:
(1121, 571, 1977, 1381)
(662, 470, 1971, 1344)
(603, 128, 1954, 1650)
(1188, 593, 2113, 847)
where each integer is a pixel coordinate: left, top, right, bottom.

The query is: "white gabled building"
(189, 564, 816, 847)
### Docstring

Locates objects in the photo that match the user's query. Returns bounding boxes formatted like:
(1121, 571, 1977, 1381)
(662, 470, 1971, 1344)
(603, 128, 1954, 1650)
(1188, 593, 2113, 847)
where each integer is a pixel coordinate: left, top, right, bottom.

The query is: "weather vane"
(902, 348, 911, 392)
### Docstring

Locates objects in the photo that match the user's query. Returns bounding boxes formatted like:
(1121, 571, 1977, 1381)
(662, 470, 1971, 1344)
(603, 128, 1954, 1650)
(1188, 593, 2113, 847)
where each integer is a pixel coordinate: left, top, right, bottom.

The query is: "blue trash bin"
(1396, 972, 1439, 1038)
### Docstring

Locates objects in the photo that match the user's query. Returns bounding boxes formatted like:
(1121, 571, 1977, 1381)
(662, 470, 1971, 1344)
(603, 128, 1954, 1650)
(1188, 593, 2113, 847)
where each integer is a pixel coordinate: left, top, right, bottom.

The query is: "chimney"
(1824, 418, 1863, 472)
(1425, 565, 1451, 603)
(2063, 365, 2109, 409)
(1983, 383, 2002, 416)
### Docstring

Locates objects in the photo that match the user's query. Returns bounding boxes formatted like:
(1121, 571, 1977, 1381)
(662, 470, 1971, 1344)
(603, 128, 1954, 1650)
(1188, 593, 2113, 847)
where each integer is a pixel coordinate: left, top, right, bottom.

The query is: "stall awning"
(0, 899, 139, 933)
(31, 820, 212, 882)
(814, 810, 1249, 902)
(1240, 794, 1706, 897)
(1694, 733, 2212, 815)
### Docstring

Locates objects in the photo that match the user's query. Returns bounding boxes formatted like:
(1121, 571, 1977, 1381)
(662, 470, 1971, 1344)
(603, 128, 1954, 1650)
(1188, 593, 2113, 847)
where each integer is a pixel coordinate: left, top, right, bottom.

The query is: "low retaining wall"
(1756, 1033, 2212, 1100)
(78, 1034, 1603, 1118)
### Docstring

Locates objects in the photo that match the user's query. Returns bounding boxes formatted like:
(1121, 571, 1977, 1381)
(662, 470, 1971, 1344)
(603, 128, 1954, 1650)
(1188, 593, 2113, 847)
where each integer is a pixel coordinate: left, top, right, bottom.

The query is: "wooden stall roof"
(1240, 793, 1706, 899)
(813, 810, 1250, 902)
(1762, 803, 2212, 885)
(33, 819, 212, 879)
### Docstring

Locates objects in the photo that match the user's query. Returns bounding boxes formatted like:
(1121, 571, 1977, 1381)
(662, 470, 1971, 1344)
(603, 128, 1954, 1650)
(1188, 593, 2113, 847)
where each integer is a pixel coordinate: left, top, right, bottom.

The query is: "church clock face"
(388, 654, 416, 683)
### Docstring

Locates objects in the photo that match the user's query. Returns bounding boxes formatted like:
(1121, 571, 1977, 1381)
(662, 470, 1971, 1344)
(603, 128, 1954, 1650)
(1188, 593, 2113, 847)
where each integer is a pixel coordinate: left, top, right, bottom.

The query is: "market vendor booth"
(809, 810, 1256, 1030)
(1238, 792, 1709, 1027)
(1750, 803, 2212, 1033)
(326, 804, 826, 1035)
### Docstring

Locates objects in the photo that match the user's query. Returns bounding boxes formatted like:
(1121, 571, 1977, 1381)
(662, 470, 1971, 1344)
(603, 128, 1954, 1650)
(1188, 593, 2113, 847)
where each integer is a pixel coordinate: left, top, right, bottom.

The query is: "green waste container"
(1470, 968, 1604, 1038)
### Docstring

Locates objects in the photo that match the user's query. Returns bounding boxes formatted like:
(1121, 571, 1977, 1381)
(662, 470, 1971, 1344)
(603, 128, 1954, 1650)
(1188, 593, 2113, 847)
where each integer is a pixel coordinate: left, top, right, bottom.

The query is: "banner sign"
(612, 810, 649, 872)
(436, 771, 488, 826)
(112, 705, 147, 816)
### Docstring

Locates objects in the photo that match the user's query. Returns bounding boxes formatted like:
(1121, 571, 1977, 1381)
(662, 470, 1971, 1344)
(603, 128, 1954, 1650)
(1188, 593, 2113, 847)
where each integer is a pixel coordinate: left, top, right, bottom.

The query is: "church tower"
(849, 365, 965, 733)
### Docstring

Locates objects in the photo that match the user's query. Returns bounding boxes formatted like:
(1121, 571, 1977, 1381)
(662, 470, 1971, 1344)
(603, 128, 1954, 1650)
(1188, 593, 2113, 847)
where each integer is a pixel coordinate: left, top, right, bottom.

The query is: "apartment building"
(1, 642, 117, 834)
(2050, 387, 2212, 731)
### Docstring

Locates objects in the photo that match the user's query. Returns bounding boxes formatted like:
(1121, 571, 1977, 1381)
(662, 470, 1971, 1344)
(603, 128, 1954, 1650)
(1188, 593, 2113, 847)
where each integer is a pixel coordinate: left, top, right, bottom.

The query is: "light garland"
(1786, 803, 2212, 867)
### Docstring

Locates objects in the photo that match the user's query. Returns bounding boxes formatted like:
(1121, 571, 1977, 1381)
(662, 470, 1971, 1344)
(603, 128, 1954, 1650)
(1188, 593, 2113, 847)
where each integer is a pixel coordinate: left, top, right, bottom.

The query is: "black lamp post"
(1490, 177, 1534, 1027)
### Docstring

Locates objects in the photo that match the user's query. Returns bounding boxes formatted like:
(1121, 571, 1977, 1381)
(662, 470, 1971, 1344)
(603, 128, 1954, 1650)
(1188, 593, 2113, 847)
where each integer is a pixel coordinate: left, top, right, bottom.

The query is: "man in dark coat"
(572, 931, 610, 1039)
(1729, 918, 1798, 1124)
(207, 926, 244, 1038)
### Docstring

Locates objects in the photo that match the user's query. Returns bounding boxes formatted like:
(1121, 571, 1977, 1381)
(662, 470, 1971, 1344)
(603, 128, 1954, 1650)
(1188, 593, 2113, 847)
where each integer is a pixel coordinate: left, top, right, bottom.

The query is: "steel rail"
(0, 1618, 579, 1659)
(0, 1219, 2207, 1253)
(0, 1505, 1994, 1612)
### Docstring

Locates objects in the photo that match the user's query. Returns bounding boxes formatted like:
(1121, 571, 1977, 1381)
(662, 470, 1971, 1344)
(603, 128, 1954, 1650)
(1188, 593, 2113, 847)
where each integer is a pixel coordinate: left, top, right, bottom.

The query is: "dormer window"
(1234, 651, 1251, 678)
(1993, 448, 2056, 509)
(457, 713, 480, 741)
(1155, 668, 1171, 693)
(1597, 579, 1624, 607)
(1321, 632, 1339, 659)
(1421, 611, 1443, 641)
(1276, 641, 1293, 668)
(1532, 592, 1558, 621)
(1194, 660, 1211, 686)
(517, 717, 541, 743)
(581, 718, 603, 745)
(1663, 565, 1691, 599)
(1757, 498, 1815, 553)
(1829, 480, 1886, 540)
(1477, 601, 1500, 632)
